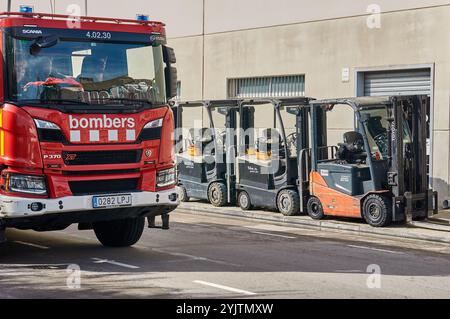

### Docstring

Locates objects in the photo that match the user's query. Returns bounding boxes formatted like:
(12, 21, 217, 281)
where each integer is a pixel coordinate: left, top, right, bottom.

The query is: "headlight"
(34, 119, 61, 130)
(156, 168, 176, 188)
(5, 173, 47, 195)
(144, 118, 163, 129)
(34, 119, 65, 143)
(140, 118, 164, 141)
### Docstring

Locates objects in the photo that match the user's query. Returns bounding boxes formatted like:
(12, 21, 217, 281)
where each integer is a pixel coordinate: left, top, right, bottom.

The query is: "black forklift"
(175, 100, 240, 207)
(290, 95, 437, 227)
(235, 98, 313, 215)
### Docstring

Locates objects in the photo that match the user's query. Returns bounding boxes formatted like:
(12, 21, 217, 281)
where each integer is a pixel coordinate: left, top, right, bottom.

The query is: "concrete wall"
(204, 0, 450, 34)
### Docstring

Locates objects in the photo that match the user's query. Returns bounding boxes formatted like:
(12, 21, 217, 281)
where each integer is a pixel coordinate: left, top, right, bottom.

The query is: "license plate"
(92, 194, 132, 209)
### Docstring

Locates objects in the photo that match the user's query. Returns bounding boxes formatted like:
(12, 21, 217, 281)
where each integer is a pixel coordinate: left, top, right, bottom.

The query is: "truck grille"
(69, 178, 139, 195)
(63, 150, 142, 165)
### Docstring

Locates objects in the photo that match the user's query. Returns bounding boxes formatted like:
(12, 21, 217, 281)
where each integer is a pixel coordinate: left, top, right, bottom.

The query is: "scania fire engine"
(0, 10, 179, 247)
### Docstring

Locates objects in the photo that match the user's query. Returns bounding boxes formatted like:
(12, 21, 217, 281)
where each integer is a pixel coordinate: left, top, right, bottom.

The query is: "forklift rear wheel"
(93, 217, 145, 247)
(208, 182, 227, 207)
(362, 194, 392, 227)
(178, 185, 190, 202)
(238, 191, 252, 210)
(277, 189, 300, 216)
(307, 197, 325, 220)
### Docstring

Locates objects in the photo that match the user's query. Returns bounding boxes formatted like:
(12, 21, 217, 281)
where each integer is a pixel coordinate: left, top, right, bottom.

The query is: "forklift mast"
(388, 96, 435, 220)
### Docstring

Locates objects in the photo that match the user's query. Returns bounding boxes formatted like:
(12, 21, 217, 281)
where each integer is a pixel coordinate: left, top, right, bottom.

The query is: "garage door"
(363, 69, 431, 96)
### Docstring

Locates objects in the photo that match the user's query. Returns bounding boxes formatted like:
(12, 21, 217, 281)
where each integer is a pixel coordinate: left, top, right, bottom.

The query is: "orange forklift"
(294, 96, 437, 227)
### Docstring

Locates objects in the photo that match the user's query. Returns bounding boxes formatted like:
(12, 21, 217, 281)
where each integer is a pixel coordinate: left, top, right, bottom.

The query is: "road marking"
(152, 249, 241, 267)
(250, 231, 297, 239)
(193, 280, 257, 296)
(91, 258, 140, 269)
(347, 245, 405, 255)
(14, 241, 50, 250)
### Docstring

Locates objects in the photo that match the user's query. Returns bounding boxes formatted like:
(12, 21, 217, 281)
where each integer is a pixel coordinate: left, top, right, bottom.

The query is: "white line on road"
(91, 258, 140, 269)
(250, 231, 297, 239)
(347, 245, 405, 255)
(193, 280, 257, 296)
(14, 241, 50, 250)
(152, 249, 242, 267)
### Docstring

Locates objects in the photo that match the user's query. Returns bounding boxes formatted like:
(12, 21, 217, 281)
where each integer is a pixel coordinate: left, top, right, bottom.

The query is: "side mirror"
(162, 46, 178, 99)
(165, 66, 178, 99)
(217, 107, 229, 116)
(30, 36, 59, 55)
(162, 46, 177, 64)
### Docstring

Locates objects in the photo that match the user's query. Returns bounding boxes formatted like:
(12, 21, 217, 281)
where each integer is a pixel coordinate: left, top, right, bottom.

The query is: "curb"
(177, 203, 450, 244)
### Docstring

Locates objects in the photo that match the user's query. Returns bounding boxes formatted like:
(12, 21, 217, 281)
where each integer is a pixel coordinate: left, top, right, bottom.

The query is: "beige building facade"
(3, 1, 450, 205)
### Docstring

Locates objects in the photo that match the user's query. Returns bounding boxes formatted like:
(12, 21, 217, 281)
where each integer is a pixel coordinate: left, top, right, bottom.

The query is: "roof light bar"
(136, 14, 149, 21)
(19, 5, 34, 13)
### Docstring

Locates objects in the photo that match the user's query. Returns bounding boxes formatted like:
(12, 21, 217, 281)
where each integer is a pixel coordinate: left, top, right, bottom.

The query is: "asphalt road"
(1, 209, 450, 299)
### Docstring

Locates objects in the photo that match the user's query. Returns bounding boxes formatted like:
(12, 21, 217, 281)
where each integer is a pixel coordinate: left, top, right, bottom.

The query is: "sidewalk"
(177, 202, 450, 244)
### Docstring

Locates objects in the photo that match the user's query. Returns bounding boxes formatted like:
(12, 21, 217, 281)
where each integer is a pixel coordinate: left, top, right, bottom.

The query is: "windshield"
(361, 107, 390, 160)
(361, 106, 413, 161)
(6, 35, 166, 107)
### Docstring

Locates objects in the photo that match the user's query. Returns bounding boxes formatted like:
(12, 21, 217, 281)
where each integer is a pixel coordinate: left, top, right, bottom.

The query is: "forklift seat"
(188, 128, 213, 144)
(336, 131, 367, 164)
(256, 129, 285, 157)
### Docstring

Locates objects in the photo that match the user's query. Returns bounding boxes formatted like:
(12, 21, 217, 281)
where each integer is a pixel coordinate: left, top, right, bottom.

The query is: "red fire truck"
(0, 10, 179, 247)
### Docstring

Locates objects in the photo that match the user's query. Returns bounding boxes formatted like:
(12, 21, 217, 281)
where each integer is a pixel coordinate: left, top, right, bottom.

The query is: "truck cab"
(0, 11, 179, 247)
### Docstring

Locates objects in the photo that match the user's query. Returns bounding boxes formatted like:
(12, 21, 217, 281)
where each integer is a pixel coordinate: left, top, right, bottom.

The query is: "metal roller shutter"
(364, 69, 431, 96)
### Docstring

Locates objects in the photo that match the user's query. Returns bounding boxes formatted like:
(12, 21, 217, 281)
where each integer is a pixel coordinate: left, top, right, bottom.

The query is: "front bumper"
(0, 188, 179, 219)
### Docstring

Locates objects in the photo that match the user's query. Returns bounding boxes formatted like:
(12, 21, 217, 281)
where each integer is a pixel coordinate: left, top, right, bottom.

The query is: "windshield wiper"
(91, 98, 154, 106)
(14, 99, 91, 106)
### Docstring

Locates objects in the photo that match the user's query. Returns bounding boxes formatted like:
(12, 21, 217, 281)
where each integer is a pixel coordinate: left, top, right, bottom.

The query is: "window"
(228, 75, 305, 98)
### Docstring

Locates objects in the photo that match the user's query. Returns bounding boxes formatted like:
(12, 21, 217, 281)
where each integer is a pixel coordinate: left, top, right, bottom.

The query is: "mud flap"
(147, 214, 170, 230)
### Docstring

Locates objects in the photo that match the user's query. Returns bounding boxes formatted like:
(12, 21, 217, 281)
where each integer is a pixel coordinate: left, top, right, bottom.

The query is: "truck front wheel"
(93, 217, 145, 247)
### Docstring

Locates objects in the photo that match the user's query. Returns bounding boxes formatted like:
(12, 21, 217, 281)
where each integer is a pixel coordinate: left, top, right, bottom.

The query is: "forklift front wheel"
(362, 194, 392, 227)
(277, 189, 300, 216)
(238, 191, 252, 211)
(178, 185, 190, 202)
(208, 182, 227, 207)
(307, 197, 325, 220)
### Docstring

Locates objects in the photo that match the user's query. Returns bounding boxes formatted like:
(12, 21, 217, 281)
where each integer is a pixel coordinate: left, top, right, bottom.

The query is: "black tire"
(208, 182, 227, 207)
(307, 196, 325, 220)
(362, 194, 392, 227)
(238, 191, 252, 210)
(277, 189, 300, 216)
(178, 185, 189, 202)
(93, 217, 145, 247)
